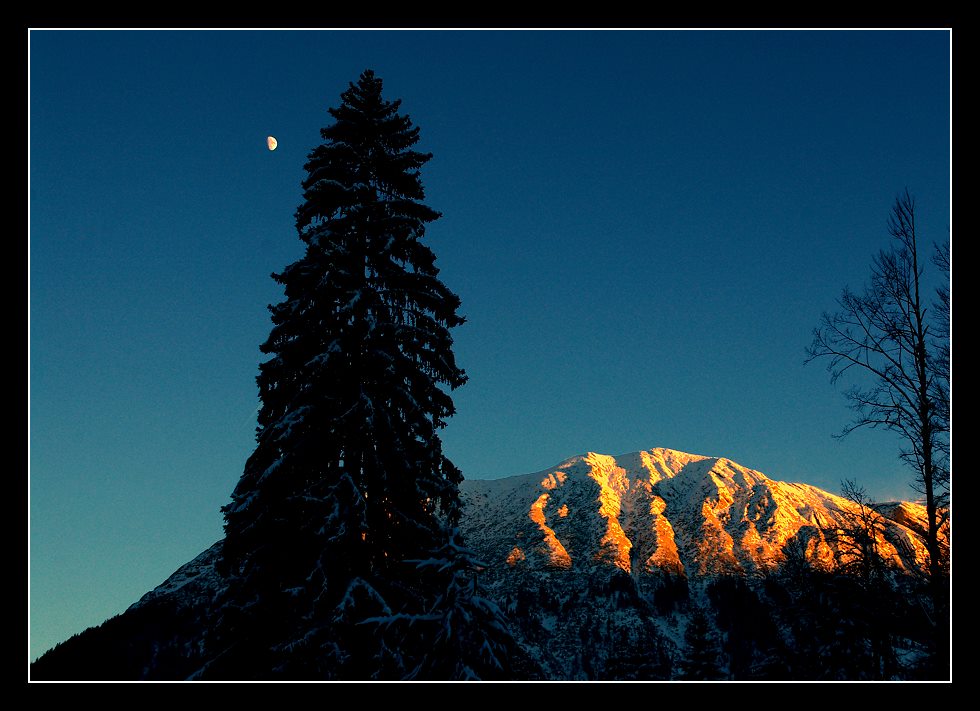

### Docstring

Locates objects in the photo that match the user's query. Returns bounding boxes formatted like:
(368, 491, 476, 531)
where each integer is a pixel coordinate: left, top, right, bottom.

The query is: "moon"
(267, 136, 278, 151)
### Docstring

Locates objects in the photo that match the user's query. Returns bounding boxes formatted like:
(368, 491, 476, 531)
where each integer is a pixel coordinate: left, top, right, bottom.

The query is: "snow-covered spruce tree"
(367, 528, 514, 680)
(211, 70, 467, 679)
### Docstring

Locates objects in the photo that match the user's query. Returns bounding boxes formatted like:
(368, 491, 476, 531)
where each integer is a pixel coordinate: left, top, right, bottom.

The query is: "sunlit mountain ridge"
(460, 447, 934, 579)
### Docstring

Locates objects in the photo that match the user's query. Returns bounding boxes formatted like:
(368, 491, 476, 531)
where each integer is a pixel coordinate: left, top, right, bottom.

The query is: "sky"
(28, 29, 951, 661)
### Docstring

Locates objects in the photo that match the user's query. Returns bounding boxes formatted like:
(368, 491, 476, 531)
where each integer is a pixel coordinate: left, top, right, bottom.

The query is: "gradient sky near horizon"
(29, 29, 951, 661)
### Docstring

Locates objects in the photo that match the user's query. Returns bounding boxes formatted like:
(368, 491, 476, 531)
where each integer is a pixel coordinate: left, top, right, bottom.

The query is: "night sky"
(29, 29, 950, 660)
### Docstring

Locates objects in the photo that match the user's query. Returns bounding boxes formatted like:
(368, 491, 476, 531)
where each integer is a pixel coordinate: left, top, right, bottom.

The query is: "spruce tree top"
(296, 69, 440, 236)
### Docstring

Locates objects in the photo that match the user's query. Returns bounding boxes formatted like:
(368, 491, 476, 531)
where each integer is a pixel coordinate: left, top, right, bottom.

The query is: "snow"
(118, 445, 941, 681)
(127, 540, 225, 613)
(450, 448, 941, 679)
(460, 446, 936, 581)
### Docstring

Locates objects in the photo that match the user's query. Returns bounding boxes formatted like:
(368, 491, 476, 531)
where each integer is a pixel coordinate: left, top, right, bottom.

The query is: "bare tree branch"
(806, 190, 950, 664)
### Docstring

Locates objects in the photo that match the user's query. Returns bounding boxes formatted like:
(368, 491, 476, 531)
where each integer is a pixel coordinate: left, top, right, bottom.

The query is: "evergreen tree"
(210, 69, 467, 679)
(706, 576, 786, 680)
(677, 606, 723, 680)
(779, 568, 881, 679)
(367, 528, 515, 680)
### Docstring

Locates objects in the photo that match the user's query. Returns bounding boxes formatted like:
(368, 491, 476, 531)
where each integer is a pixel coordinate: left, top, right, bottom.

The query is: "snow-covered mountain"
(460, 447, 932, 579)
(453, 447, 939, 679)
(31, 446, 940, 680)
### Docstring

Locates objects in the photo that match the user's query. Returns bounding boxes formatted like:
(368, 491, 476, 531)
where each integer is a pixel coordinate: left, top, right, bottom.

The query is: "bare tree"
(832, 479, 888, 586)
(806, 189, 949, 673)
(930, 240, 951, 483)
(832, 479, 900, 679)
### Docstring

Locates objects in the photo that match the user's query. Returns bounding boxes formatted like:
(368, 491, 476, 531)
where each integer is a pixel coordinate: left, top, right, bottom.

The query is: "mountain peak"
(461, 447, 934, 579)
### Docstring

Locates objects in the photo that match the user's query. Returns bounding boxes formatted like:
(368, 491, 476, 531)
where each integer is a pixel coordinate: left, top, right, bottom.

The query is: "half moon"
(267, 136, 278, 151)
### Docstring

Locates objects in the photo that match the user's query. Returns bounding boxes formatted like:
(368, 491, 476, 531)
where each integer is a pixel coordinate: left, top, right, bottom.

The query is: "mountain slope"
(460, 447, 932, 579)
(455, 447, 940, 679)
(31, 446, 940, 680)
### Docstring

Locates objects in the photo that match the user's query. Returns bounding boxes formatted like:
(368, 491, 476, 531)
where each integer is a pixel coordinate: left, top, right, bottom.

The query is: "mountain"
(455, 448, 940, 679)
(30, 447, 941, 680)
(460, 448, 932, 579)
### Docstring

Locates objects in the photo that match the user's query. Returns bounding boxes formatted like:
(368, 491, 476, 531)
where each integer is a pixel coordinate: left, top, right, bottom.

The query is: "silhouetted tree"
(806, 189, 949, 677)
(831, 479, 889, 586)
(366, 528, 515, 680)
(677, 606, 723, 680)
(653, 574, 689, 616)
(781, 569, 871, 679)
(211, 69, 468, 679)
(603, 624, 672, 680)
(931, 241, 950, 434)
(707, 576, 785, 680)
(832, 480, 903, 677)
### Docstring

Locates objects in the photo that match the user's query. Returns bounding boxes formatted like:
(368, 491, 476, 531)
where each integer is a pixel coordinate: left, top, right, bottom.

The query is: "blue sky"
(29, 29, 950, 660)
